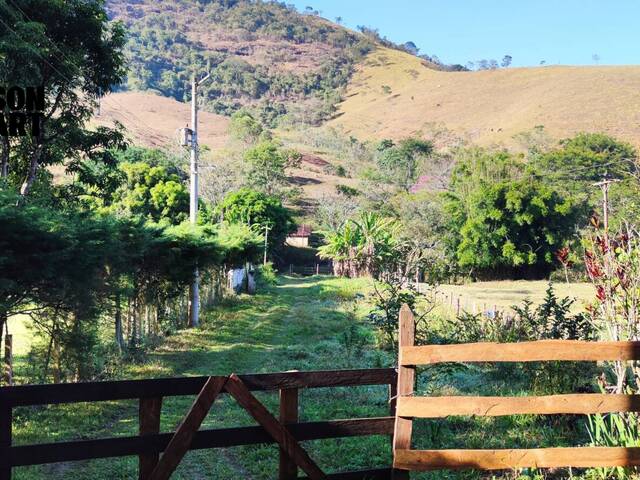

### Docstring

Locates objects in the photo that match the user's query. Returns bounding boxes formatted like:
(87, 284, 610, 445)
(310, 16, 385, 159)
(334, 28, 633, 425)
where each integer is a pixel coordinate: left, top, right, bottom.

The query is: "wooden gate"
(392, 304, 640, 474)
(1, 368, 397, 480)
(146, 374, 326, 480)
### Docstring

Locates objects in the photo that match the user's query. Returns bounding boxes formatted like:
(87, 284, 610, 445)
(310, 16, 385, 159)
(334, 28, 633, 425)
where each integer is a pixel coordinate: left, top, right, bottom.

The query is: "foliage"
(229, 110, 264, 144)
(447, 284, 595, 393)
(588, 409, 640, 480)
(118, 0, 373, 123)
(534, 133, 640, 226)
(243, 141, 301, 198)
(318, 211, 399, 278)
(255, 261, 278, 287)
(366, 278, 433, 350)
(0, 0, 127, 197)
(217, 188, 294, 250)
(109, 161, 189, 224)
(375, 137, 433, 192)
(444, 148, 580, 279)
(584, 220, 640, 393)
(391, 191, 451, 282)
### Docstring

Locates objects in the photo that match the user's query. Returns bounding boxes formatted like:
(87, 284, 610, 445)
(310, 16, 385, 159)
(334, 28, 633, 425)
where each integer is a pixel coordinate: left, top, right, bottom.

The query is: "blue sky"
(289, 1, 639, 67)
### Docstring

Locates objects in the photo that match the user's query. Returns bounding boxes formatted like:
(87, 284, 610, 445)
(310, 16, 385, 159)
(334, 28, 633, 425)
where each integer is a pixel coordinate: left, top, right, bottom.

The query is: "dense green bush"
(450, 284, 595, 393)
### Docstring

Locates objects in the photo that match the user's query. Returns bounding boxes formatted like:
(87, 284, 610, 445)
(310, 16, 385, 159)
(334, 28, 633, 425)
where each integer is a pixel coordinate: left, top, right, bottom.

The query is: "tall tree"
(0, 0, 127, 197)
(376, 137, 433, 192)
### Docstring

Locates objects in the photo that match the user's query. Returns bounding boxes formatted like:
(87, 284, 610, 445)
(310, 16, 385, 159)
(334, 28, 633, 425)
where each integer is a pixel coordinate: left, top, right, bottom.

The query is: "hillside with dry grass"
(330, 47, 640, 148)
(94, 91, 358, 204)
(94, 91, 230, 149)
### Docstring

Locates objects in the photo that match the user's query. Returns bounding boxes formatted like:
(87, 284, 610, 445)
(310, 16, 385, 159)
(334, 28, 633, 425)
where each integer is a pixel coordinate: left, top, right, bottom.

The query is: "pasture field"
(434, 280, 594, 314)
(332, 46, 640, 149)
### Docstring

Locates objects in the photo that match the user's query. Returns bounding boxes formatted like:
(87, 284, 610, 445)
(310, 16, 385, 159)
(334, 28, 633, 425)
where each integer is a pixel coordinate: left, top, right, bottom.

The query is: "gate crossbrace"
(225, 374, 327, 480)
(148, 376, 227, 480)
(144, 374, 326, 480)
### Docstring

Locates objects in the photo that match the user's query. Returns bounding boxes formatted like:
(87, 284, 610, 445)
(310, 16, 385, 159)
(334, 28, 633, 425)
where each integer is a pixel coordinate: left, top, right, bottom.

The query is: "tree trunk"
(19, 144, 44, 197)
(0, 310, 6, 385)
(115, 292, 124, 351)
(0, 137, 9, 179)
(52, 337, 61, 384)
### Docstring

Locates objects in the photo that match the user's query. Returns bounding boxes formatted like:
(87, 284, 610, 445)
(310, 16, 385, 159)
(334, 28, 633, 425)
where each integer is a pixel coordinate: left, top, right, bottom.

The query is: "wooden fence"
(0, 368, 397, 479)
(287, 264, 333, 276)
(392, 304, 640, 473)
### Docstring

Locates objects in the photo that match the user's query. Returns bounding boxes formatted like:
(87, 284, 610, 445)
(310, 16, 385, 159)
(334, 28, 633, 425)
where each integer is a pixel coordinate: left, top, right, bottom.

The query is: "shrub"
(256, 261, 278, 287)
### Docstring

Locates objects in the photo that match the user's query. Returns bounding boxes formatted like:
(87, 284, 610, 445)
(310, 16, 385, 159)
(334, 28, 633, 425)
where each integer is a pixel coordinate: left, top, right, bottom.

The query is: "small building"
(285, 224, 312, 248)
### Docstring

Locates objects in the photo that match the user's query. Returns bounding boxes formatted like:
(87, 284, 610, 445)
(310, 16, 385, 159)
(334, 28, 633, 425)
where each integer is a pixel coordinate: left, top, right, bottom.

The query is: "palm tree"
(319, 213, 399, 278)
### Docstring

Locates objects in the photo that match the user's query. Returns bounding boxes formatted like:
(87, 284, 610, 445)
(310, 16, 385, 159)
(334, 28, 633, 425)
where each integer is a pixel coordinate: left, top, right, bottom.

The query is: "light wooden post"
(139, 397, 163, 479)
(279, 386, 299, 480)
(392, 304, 415, 479)
(0, 403, 11, 480)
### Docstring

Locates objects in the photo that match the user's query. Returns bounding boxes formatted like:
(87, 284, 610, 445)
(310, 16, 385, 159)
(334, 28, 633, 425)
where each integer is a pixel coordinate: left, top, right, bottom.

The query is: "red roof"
(290, 225, 312, 237)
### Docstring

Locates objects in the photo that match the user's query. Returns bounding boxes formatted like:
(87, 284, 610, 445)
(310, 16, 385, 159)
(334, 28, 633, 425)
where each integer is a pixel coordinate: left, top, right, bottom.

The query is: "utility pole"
(593, 177, 620, 234)
(188, 72, 211, 328)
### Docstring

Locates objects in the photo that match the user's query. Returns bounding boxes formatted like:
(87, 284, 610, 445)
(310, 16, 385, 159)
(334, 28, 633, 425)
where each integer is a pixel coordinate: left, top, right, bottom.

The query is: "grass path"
(13, 276, 393, 479)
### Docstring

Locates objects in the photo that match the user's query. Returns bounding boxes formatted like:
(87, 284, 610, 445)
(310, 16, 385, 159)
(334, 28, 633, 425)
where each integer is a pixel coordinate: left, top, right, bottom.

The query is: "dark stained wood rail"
(0, 368, 397, 480)
(392, 303, 640, 473)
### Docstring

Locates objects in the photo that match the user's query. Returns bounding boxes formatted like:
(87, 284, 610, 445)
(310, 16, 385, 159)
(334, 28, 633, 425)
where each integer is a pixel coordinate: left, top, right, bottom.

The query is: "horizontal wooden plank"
(0, 368, 395, 407)
(394, 447, 640, 470)
(299, 468, 392, 479)
(397, 394, 640, 417)
(401, 340, 640, 365)
(6, 417, 394, 467)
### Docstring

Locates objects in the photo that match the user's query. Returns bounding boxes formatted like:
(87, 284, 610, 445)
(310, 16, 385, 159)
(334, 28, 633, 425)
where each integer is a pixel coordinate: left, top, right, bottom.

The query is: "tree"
(501, 55, 513, 68)
(229, 110, 263, 144)
(244, 141, 301, 197)
(534, 132, 639, 226)
(446, 178, 579, 279)
(592, 53, 600, 64)
(318, 211, 398, 278)
(217, 188, 295, 250)
(0, 0, 127, 197)
(403, 41, 419, 55)
(110, 162, 189, 225)
(376, 138, 433, 192)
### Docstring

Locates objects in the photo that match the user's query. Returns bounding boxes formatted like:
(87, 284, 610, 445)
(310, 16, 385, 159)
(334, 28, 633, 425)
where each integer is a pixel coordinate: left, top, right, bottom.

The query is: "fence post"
(392, 304, 415, 480)
(1, 403, 11, 480)
(279, 384, 299, 479)
(139, 397, 163, 479)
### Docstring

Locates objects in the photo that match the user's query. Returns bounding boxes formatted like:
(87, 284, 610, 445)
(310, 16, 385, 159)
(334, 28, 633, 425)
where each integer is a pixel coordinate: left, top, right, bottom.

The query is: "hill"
(105, 0, 373, 125)
(330, 47, 640, 147)
(95, 91, 230, 149)
(95, 91, 358, 204)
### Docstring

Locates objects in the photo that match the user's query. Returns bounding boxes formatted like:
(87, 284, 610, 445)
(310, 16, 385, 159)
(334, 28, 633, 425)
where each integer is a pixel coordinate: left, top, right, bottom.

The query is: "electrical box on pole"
(179, 127, 193, 147)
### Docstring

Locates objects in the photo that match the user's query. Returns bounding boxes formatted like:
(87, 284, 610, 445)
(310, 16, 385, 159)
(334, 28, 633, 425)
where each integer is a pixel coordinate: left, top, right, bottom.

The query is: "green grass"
(435, 280, 593, 314)
(11, 276, 604, 479)
(12, 275, 394, 479)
